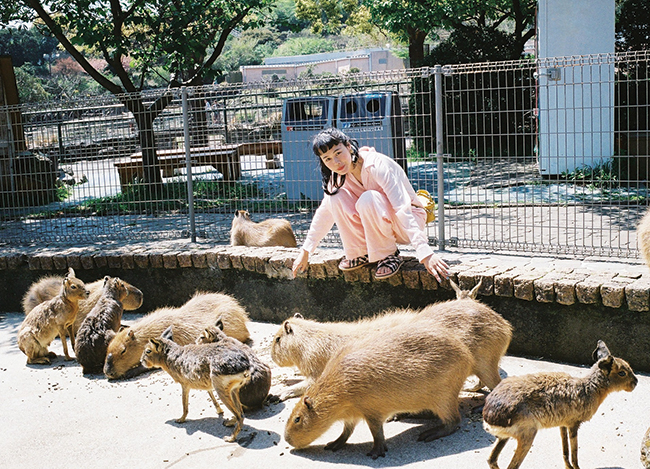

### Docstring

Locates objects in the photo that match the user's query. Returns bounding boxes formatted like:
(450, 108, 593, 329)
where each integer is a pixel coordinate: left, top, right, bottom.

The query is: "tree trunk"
(407, 28, 428, 68)
(121, 94, 163, 187)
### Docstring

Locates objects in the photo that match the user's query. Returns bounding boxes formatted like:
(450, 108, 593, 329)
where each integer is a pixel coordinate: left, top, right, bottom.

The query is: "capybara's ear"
(593, 340, 611, 362)
(103, 276, 110, 286)
(216, 318, 224, 331)
(304, 396, 313, 410)
(161, 326, 174, 341)
(598, 355, 614, 374)
(67, 267, 76, 278)
(293, 313, 304, 319)
(149, 338, 162, 351)
(127, 329, 136, 340)
(119, 324, 130, 332)
(284, 321, 293, 334)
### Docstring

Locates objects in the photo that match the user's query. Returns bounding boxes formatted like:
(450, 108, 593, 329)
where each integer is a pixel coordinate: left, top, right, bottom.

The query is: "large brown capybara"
(104, 292, 250, 380)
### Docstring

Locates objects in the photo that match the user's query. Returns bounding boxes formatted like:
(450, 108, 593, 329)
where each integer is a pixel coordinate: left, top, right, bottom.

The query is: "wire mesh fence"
(1, 50, 649, 259)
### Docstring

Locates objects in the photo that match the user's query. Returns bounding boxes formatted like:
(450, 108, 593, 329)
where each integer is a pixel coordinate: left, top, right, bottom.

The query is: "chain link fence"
(1, 50, 649, 258)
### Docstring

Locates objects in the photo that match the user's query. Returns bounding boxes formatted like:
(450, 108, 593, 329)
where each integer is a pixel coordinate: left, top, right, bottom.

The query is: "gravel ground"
(1, 312, 649, 469)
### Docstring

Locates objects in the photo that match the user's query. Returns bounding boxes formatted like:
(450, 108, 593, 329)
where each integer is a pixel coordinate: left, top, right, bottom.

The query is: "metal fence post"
(181, 87, 196, 242)
(434, 65, 445, 251)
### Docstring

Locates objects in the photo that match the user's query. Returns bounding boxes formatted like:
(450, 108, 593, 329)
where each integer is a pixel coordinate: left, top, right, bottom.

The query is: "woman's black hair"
(312, 128, 359, 195)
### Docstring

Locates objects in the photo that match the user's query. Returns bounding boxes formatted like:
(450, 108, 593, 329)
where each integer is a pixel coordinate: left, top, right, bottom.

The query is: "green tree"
(0, 0, 274, 187)
(0, 26, 58, 67)
(616, 0, 650, 51)
(296, 0, 535, 67)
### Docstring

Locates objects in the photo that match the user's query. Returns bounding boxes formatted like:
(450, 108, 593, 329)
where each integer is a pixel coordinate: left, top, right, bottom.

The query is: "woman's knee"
(356, 190, 384, 214)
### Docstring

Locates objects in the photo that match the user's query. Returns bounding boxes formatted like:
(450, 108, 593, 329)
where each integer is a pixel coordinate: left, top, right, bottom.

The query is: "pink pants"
(330, 189, 426, 262)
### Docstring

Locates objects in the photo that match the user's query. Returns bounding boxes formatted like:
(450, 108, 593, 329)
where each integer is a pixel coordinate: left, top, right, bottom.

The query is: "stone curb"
(3, 244, 650, 311)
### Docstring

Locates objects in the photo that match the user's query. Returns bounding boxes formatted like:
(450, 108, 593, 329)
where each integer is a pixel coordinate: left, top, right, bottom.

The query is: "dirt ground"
(1, 312, 649, 469)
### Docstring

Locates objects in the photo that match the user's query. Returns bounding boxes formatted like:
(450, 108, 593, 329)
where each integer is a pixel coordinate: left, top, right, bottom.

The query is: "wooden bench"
(113, 141, 282, 190)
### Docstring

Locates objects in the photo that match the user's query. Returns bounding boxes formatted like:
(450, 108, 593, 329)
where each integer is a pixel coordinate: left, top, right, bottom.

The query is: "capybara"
(420, 278, 512, 391)
(271, 310, 421, 400)
(141, 326, 252, 442)
(271, 286, 511, 400)
(74, 276, 130, 375)
(637, 206, 650, 269)
(104, 292, 250, 380)
(483, 340, 637, 469)
(230, 210, 297, 247)
(22, 274, 143, 343)
(196, 320, 272, 410)
(284, 325, 474, 458)
(17, 268, 89, 364)
(642, 426, 650, 469)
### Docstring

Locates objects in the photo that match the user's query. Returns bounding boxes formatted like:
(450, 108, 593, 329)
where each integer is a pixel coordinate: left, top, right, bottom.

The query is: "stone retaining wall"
(2, 243, 650, 371)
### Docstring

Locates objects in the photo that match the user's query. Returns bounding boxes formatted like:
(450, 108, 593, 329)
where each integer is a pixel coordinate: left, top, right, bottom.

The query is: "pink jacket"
(302, 150, 434, 262)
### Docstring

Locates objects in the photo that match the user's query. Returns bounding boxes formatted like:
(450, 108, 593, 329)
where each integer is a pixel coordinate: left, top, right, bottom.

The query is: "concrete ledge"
(2, 243, 650, 371)
(4, 244, 650, 311)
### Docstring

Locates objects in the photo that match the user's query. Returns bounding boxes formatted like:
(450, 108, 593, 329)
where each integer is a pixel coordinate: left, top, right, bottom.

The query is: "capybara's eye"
(120, 347, 127, 355)
(618, 370, 627, 377)
(275, 336, 281, 343)
(294, 416, 300, 423)
(71, 285, 77, 289)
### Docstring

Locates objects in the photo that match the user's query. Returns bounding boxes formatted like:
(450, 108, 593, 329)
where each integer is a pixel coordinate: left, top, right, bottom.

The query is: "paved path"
(1, 314, 648, 469)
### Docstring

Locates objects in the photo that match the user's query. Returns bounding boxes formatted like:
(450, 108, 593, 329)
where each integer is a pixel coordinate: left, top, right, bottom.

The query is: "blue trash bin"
(281, 96, 338, 202)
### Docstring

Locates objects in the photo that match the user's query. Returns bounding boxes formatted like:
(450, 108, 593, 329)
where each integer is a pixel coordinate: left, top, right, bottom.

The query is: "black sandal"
(375, 250, 403, 279)
(338, 254, 370, 271)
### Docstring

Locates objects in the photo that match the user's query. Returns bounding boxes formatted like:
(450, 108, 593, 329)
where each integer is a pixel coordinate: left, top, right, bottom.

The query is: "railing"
(1, 50, 649, 259)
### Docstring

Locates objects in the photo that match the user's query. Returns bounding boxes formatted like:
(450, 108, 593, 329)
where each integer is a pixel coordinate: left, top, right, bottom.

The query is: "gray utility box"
(281, 96, 337, 202)
(336, 91, 407, 175)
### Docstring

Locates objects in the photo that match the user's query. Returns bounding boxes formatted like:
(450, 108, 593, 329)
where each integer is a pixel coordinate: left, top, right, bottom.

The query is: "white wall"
(537, 0, 615, 176)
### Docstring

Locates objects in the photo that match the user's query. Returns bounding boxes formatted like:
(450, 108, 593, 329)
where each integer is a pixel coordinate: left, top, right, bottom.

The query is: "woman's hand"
(421, 253, 449, 283)
(292, 250, 310, 278)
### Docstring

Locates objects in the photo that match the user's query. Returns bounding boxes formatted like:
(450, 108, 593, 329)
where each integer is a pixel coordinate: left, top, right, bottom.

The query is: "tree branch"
(25, 0, 123, 95)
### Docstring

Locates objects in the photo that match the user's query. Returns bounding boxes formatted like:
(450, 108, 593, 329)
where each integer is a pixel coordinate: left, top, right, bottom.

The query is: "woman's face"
(318, 143, 353, 175)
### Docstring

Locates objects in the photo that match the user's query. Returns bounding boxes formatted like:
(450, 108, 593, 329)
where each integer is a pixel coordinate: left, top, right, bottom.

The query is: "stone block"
(191, 253, 207, 268)
(134, 254, 150, 269)
(533, 278, 555, 303)
(576, 278, 603, 304)
(625, 279, 650, 312)
(149, 253, 164, 269)
(162, 253, 178, 269)
(176, 253, 193, 268)
(52, 255, 67, 270)
(80, 254, 95, 270)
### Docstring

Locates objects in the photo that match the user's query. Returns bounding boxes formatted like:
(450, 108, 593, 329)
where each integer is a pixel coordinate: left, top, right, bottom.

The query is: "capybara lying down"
(142, 326, 252, 442)
(230, 210, 297, 247)
(284, 324, 474, 459)
(22, 274, 143, 342)
(483, 340, 637, 469)
(18, 268, 89, 364)
(74, 276, 131, 375)
(104, 292, 250, 380)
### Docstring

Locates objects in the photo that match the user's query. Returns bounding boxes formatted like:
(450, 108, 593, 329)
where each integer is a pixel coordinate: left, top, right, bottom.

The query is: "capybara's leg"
(417, 407, 461, 442)
(207, 390, 224, 415)
(487, 437, 508, 469)
(568, 425, 580, 469)
(68, 326, 76, 349)
(478, 360, 504, 390)
(365, 416, 388, 459)
(324, 420, 356, 451)
(216, 374, 247, 443)
(279, 379, 313, 401)
(176, 385, 190, 423)
(506, 430, 536, 469)
(58, 328, 73, 360)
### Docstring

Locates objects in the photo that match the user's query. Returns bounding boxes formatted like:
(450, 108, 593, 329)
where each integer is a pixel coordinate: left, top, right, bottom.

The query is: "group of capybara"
(16, 262, 644, 468)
